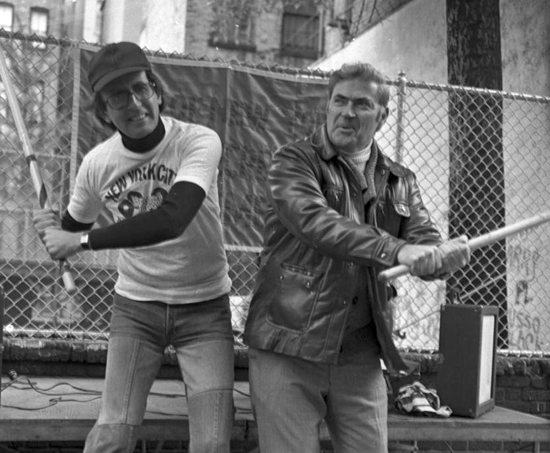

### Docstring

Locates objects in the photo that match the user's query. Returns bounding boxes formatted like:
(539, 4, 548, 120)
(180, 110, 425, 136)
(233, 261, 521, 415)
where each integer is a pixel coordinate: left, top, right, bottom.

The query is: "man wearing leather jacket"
(243, 62, 471, 453)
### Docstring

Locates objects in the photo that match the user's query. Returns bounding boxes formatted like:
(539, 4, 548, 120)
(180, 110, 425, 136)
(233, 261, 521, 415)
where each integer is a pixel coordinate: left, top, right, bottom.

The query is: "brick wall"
(495, 358, 550, 416)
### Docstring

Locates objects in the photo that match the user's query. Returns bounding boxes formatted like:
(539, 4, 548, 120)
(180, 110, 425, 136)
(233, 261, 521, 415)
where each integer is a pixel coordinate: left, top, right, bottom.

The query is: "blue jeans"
(84, 293, 235, 453)
(248, 343, 387, 453)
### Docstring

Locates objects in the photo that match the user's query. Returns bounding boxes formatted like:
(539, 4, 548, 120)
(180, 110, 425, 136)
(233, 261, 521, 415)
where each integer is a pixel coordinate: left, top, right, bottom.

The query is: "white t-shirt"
(69, 116, 232, 304)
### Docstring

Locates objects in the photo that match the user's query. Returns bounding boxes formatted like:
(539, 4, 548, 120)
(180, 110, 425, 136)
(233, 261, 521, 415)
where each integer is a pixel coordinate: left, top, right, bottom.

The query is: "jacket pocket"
(376, 200, 411, 236)
(267, 263, 322, 333)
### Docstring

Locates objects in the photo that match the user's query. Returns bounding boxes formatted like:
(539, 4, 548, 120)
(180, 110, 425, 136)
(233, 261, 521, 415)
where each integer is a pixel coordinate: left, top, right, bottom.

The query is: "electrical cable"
(1, 375, 253, 416)
(1, 375, 189, 398)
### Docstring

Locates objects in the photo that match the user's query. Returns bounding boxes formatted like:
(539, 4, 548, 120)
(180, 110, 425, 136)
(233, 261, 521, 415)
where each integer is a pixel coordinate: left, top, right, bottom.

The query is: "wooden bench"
(1, 377, 549, 452)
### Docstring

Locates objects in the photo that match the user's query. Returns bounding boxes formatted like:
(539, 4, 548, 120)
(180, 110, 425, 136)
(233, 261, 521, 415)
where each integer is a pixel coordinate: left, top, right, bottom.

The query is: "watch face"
(80, 234, 89, 249)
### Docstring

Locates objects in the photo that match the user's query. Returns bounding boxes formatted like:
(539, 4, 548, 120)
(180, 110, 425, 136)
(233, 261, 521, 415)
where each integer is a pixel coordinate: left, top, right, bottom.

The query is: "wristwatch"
(80, 233, 92, 250)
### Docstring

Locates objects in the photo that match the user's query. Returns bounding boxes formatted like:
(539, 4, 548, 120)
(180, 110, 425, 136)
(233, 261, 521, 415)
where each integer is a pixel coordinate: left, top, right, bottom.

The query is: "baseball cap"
(87, 41, 151, 93)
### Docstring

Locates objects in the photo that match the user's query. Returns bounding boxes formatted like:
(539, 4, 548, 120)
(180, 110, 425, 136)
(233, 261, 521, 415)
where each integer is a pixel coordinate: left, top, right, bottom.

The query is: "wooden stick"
(378, 210, 550, 282)
(0, 41, 76, 294)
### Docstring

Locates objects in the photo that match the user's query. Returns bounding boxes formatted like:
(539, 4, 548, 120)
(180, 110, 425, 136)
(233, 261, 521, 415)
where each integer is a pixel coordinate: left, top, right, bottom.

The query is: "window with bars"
(280, 2, 320, 59)
(0, 2, 14, 32)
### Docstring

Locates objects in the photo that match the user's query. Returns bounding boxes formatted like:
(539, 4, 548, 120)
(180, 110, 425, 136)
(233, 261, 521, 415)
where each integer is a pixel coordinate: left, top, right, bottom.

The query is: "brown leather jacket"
(243, 127, 442, 373)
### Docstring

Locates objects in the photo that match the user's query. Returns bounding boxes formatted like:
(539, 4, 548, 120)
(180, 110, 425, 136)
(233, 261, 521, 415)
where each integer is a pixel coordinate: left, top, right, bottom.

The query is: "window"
(281, 3, 320, 59)
(0, 2, 14, 31)
(209, 0, 256, 52)
(30, 7, 49, 36)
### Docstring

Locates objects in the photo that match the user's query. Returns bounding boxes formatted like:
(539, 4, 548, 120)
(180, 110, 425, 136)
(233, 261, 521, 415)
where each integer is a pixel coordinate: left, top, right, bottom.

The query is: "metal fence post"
(395, 71, 407, 165)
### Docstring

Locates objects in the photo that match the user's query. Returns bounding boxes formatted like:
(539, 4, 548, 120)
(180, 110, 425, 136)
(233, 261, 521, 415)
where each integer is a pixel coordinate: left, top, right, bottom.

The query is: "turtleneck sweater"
(338, 140, 372, 174)
(120, 117, 166, 152)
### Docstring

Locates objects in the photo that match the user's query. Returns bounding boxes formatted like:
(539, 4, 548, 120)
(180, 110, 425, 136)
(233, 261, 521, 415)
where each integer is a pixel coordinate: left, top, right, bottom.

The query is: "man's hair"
(92, 70, 165, 129)
(327, 63, 390, 107)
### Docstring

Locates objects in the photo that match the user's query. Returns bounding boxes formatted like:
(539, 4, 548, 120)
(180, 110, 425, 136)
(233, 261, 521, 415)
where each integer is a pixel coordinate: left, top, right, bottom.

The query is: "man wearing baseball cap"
(33, 41, 235, 452)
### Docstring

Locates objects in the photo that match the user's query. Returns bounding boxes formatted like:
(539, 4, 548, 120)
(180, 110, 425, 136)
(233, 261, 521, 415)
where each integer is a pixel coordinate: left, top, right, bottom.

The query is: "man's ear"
(98, 107, 113, 126)
(376, 106, 389, 132)
(101, 112, 113, 124)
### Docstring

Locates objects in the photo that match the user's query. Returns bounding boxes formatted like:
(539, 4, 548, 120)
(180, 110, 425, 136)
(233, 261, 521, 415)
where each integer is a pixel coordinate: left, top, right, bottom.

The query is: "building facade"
(0, 0, 64, 36)
(65, 0, 334, 68)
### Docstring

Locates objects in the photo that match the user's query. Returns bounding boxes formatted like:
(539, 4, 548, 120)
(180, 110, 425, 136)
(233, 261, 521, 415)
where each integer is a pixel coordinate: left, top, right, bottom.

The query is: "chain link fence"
(0, 32, 549, 358)
(385, 76, 550, 356)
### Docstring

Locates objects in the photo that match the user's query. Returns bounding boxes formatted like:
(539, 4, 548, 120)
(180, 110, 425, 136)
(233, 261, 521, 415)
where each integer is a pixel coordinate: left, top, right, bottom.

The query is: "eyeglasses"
(105, 82, 155, 110)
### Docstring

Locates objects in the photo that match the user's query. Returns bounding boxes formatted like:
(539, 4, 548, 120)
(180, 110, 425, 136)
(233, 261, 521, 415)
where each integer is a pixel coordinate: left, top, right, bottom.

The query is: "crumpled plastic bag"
(394, 381, 452, 417)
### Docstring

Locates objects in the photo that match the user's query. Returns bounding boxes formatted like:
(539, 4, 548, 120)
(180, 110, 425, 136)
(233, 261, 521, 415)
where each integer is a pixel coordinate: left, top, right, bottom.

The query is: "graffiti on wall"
(507, 233, 546, 351)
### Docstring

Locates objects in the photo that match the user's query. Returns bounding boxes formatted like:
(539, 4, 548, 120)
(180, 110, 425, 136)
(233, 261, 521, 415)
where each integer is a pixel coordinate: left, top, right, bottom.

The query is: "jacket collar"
(311, 125, 339, 160)
(311, 125, 407, 177)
